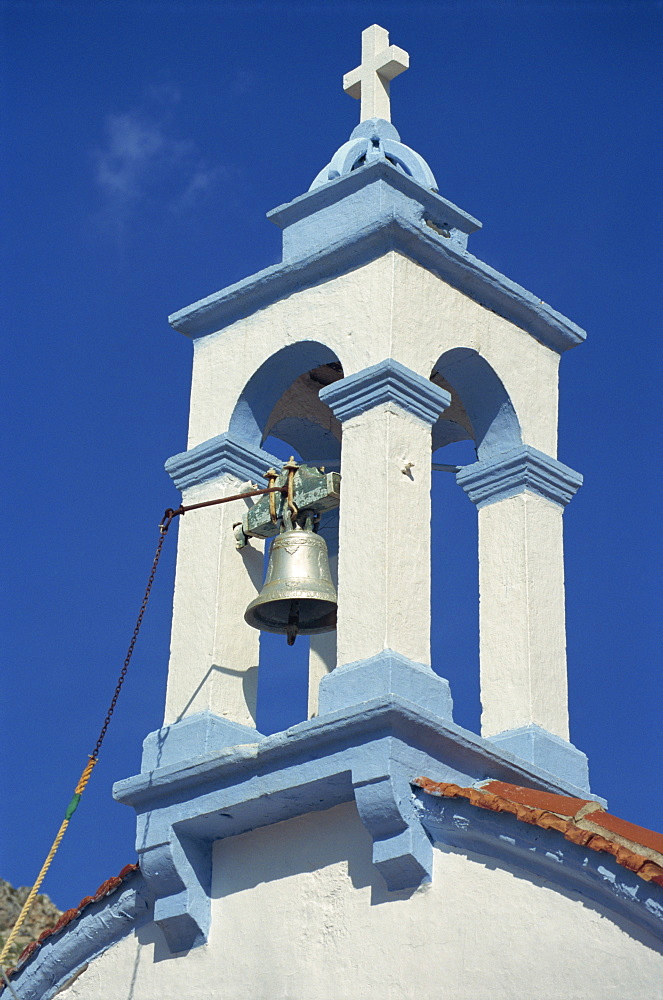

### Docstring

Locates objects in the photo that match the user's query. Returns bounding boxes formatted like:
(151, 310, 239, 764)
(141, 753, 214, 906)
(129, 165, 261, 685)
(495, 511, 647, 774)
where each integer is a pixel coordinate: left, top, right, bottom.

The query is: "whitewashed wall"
(186, 253, 558, 456)
(58, 803, 663, 1000)
(167, 251, 565, 731)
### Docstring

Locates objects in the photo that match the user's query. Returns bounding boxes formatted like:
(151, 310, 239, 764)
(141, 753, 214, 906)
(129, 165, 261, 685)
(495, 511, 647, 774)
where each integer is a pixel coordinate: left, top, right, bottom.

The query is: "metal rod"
(161, 486, 288, 527)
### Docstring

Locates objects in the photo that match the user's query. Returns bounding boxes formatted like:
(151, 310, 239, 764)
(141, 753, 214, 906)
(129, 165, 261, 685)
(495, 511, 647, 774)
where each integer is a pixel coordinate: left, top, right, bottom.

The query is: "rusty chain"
(0, 483, 290, 984)
(90, 522, 169, 759)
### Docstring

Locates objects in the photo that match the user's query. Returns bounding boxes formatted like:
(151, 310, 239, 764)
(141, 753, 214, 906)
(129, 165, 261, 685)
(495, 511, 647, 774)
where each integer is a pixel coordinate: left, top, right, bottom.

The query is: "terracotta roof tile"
(2, 862, 139, 987)
(480, 781, 596, 818)
(413, 777, 663, 886)
(582, 809, 663, 857)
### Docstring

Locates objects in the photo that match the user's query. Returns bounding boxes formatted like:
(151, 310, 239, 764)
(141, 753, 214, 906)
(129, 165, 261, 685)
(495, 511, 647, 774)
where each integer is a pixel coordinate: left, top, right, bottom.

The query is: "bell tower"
(115, 24, 592, 954)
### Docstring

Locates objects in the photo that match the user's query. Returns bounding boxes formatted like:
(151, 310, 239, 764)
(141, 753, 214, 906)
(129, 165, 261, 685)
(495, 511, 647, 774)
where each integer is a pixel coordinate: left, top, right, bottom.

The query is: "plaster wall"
(478, 491, 569, 738)
(163, 473, 264, 726)
(58, 803, 663, 1000)
(185, 252, 559, 457)
(335, 402, 434, 667)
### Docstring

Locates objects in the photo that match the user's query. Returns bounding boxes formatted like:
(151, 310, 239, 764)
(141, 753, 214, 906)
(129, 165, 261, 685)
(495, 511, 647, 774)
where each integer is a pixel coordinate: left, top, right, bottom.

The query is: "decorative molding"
(456, 446, 583, 508)
(353, 758, 433, 891)
(308, 118, 440, 194)
(164, 432, 281, 491)
(168, 161, 586, 355)
(272, 153, 477, 243)
(487, 724, 589, 791)
(319, 359, 451, 425)
(114, 695, 604, 953)
(415, 789, 663, 942)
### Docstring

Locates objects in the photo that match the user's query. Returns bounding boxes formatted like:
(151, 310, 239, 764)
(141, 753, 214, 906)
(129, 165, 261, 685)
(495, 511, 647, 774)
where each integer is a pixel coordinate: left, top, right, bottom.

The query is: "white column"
(308, 546, 338, 718)
(163, 434, 278, 728)
(320, 360, 450, 670)
(457, 447, 582, 739)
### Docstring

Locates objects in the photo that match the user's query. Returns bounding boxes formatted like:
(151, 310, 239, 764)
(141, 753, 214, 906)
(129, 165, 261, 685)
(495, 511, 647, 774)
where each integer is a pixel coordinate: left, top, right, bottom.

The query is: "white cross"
(343, 25, 409, 123)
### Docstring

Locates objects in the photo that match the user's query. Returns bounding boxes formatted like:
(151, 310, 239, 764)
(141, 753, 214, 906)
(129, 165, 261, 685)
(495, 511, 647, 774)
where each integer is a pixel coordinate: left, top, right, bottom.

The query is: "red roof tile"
(582, 810, 663, 857)
(2, 863, 139, 987)
(480, 781, 596, 818)
(413, 777, 663, 886)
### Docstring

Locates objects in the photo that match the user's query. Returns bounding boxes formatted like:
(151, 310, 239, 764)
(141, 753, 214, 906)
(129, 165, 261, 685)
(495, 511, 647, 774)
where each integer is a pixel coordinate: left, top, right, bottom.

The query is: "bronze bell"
(244, 523, 337, 645)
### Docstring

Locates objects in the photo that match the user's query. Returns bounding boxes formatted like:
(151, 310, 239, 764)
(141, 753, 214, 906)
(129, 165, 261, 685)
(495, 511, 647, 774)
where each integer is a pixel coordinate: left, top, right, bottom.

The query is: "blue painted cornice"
(113, 687, 602, 953)
(415, 788, 663, 944)
(165, 432, 281, 491)
(456, 445, 583, 508)
(319, 359, 451, 425)
(168, 160, 586, 355)
(270, 154, 479, 254)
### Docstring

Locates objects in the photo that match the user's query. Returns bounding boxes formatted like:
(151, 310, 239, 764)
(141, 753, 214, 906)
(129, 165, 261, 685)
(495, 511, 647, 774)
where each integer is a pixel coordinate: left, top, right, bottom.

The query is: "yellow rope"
(0, 757, 96, 967)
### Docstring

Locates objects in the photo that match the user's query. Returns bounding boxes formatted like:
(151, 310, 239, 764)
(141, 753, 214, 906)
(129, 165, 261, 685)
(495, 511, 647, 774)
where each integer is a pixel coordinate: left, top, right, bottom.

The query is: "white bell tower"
(115, 23, 591, 955)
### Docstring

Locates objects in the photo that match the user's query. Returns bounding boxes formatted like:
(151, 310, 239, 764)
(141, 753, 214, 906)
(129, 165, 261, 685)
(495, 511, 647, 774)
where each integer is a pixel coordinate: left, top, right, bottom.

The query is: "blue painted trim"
(165, 432, 282, 491)
(456, 445, 583, 508)
(488, 724, 589, 791)
(433, 347, 522, 461)
(274, 158, 475, 260)
(319, 359, 451, 425)
(113, 694, 603, 952)
(415, 789, 663, 944)
(308, 117, 440, 194)
(141, 711, 265, 771)
(274, 154, 478, 241)
(318, 649, 453, 719)
(229, 340, 341, 448)
(168, 162, 586, 355)
(8, 872, 153, 1000)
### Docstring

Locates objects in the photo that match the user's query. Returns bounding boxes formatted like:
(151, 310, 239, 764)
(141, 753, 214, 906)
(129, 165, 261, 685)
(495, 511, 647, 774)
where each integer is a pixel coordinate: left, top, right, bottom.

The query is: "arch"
(229, 341, 342, 454)
(231, 341, 343, 734)
(431, 348, 522, 461)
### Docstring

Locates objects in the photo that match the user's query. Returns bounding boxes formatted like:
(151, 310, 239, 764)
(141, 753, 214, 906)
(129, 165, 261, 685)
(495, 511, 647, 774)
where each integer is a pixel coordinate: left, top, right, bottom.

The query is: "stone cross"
(343, 25, 409, 123)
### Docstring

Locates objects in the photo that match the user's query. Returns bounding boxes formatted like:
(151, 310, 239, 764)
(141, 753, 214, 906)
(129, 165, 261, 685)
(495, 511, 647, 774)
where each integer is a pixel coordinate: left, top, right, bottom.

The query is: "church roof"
(2, 863, 139, 987)
(413, 777, 663, 885)
(4, 781, 662, 993)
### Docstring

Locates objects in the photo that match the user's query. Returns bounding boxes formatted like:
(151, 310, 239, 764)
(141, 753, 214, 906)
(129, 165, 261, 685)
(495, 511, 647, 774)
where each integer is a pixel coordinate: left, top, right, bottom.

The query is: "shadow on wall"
(211, 801, 419, 907)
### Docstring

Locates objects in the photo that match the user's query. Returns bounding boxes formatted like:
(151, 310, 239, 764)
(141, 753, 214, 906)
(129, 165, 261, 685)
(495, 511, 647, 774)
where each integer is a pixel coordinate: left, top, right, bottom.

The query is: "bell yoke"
(240, 459, 341, 645)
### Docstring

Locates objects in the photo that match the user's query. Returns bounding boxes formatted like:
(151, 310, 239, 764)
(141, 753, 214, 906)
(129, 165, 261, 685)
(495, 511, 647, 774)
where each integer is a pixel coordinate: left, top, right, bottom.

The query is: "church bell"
(244, 523, 337, 645)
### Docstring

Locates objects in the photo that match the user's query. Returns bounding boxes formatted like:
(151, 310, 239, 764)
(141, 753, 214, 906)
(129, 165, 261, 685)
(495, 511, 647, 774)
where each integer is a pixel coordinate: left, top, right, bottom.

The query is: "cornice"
(164, 432, 281, 491)
(168, 162, 586, 355)
(456, 446, 583, 508)
(319, 358, 451, 425)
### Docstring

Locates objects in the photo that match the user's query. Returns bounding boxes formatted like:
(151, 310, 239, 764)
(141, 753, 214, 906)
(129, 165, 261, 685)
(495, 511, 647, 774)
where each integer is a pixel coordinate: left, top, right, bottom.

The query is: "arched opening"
(431, 348, 521, 461)
(429, 350, 522, 734)
(230, 343, 344, 734)
(229, 341, 342, 453)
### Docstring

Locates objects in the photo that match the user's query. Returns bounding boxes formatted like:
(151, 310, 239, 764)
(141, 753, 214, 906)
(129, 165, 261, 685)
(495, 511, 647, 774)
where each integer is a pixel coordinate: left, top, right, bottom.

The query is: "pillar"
(317, 359, 454, 718)
(457, 446, 588, 786)
(162, 432, 279, 734)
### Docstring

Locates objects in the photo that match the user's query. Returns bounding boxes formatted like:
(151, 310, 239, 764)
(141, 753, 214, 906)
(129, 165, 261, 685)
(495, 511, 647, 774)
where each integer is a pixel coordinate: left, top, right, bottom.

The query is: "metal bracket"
(237, 464, 340, 546)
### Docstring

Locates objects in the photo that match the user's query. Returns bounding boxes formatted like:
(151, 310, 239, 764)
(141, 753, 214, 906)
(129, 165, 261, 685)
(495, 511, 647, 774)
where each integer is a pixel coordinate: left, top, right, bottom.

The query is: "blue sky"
(2, 0, 661, 911)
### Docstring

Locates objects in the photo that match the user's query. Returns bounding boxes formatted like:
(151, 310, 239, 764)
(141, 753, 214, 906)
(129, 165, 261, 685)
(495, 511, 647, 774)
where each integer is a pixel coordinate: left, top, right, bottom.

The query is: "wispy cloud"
(92, 86, 221, 229)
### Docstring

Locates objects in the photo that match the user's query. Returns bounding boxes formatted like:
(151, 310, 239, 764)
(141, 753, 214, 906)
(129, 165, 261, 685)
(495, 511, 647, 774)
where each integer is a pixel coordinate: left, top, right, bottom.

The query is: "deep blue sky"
(2, 1, 661, 911)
